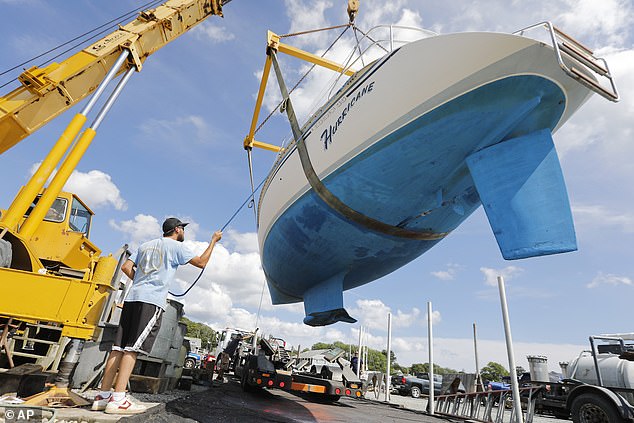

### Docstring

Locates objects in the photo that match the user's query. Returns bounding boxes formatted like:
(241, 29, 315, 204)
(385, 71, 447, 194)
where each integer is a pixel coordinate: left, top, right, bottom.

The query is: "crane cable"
(0, 0, 164, 90)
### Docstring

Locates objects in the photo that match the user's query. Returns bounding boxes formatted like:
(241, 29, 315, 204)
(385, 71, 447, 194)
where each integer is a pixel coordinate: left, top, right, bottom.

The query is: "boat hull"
(257, 32, 594, 326)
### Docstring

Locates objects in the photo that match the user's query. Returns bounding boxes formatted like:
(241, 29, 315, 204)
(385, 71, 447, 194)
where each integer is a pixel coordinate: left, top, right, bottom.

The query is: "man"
(214, 333, 246, 385)
(92, 217, 222, 414)
(351, 352, 359, 375)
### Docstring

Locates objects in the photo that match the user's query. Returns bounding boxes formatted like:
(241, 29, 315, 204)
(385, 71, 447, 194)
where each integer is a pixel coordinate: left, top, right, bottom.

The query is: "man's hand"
(188, 230, 223, 269)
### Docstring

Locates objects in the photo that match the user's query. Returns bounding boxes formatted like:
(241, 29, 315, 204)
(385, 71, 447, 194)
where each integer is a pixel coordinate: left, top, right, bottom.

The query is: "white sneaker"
(91, 394, 111, 411)
(104, 397, 147, 415)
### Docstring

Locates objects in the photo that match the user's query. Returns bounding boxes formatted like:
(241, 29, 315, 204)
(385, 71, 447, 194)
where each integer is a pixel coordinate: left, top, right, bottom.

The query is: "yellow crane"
(0, 0, 227, 405)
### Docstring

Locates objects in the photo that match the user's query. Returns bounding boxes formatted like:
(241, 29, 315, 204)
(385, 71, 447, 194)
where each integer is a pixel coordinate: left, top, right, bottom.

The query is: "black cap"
(163, 217, 189, 235)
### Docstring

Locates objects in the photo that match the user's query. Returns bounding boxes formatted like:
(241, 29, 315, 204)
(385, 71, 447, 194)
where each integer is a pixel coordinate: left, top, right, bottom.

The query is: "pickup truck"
(393, 373, 443, 398)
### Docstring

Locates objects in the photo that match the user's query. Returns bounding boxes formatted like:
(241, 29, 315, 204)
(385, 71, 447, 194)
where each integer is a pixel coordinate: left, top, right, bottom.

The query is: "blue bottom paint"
(261, 75, 567, 325)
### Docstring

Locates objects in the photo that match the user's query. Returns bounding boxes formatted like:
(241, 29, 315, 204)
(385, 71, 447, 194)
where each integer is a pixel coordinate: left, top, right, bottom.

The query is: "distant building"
(185, 337, 202, 353)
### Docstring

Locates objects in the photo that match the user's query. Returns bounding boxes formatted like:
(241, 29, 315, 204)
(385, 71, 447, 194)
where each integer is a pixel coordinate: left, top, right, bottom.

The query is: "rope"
(168, 176, 267, 297)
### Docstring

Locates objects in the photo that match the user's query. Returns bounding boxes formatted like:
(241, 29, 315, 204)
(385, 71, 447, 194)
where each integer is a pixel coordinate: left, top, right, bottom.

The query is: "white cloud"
(191, 22, 236, 43)
(138, 115, 211, 146)
(557, 0, 633, 46)
(172, 240, 270, 310)
(349, 299, 421, 330)
(29, 163, 127, 211)
(573, 204, 634, 233)
(431, 263, 460, 281)
(555, 47, 634, 157)
(425, 309, 442, 325)
(587, 272, 633, 288)
(283, 0, 334, 49)
(109, 214, 161, 249)
(64, 169, 127, 211)
(222, 229, 259, 254)
(480, 266, 524, 286)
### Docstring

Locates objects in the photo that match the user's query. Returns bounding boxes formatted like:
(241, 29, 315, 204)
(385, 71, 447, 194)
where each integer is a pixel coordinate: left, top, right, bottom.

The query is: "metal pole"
(364, 330, 368, 372)
(0, 51, 130, 231)
(498, 276, 524, 423)
(474, 322, 483, 391)
(385, 312, 392, 402)
(427, 302, 435, 415)
(357, 325, 363, 378)
(81, 51, 130, 116)
(19, 66, 136, 238)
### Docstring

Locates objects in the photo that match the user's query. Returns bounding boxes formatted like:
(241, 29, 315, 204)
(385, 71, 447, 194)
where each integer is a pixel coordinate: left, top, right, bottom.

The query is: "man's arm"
(121, 259, 135, 280)
(188, 230, 222, 269)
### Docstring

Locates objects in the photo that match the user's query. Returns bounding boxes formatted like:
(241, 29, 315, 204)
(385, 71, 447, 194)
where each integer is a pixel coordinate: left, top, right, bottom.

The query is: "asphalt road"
(161, 380, 455, 423)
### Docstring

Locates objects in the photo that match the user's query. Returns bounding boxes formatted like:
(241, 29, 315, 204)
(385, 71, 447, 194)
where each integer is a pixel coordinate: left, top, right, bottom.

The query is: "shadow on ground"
(166, 380, 319, 423)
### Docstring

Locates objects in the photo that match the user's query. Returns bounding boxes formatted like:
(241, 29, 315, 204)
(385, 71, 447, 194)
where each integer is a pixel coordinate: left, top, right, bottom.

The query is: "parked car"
(488, 381, 511, 391)
(393, 373, 443, 398)
(184, 351, 202, 369)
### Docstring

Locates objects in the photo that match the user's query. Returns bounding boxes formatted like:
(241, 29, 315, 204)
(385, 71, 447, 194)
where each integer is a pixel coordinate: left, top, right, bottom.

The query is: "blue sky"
(1, 0, 632, 372)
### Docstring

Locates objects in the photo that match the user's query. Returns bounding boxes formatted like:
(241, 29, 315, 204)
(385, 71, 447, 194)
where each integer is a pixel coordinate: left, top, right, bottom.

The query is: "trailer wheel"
(323, 394, 341, 403)
(410, 386, 421, 398)
(240, 368, 255, 392)
(571, 393, 621, 423)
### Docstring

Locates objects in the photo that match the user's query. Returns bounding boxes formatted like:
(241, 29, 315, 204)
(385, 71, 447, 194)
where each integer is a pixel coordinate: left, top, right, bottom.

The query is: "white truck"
(533, 335, 634, 422)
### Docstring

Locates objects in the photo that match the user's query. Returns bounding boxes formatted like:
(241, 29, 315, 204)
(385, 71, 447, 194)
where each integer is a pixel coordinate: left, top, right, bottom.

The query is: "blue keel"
(466, 129, 577, 259)
(303, 272, 357, 326)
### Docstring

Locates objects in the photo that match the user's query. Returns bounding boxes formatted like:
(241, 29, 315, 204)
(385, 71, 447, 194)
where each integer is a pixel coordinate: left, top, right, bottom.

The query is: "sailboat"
(245, 20, 618, 326)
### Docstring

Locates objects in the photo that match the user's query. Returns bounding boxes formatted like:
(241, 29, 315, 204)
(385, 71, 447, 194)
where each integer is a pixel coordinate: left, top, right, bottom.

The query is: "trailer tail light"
(345, 389, 351, 396)
(279, 381, 285, 388)
(355, 390, 361, 397)
(256, 378, 262, 385)
(267, 380, 274, 386)
(335, 388, 341, 395)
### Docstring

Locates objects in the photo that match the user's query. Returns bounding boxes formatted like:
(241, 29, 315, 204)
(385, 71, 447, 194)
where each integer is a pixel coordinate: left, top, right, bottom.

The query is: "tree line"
(309, 341, 513, 382)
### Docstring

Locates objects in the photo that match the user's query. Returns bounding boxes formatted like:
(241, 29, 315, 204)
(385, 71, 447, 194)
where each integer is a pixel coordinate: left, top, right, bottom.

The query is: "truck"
(289, 347, 364, 402)
(0, 0, 228, 405)
(230, 333, 364, 402)
(531, 335, 634, 422)
(233, 334, 293, 393)
(392, 372, 443, 398)
(212, 327, 254, 372)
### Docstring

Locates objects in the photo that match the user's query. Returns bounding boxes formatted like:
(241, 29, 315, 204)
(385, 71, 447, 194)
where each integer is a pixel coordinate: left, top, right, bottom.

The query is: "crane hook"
(347, 0, 359, 23)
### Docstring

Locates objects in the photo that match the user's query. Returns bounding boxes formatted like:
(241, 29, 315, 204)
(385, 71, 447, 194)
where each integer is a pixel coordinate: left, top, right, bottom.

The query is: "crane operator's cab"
(0, 191, 100, 276)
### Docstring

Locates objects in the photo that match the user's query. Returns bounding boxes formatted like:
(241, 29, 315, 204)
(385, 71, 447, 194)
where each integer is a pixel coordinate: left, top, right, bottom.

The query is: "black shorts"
(112, 301, 163, 355)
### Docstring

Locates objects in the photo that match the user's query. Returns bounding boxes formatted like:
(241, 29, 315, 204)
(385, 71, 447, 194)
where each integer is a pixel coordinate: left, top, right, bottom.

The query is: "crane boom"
(0, 0, 224, 154)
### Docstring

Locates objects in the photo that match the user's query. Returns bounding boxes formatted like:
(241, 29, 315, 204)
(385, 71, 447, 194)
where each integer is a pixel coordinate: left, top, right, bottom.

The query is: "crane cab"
(25, 191, 101, 274)
(0, 191, 101, 276)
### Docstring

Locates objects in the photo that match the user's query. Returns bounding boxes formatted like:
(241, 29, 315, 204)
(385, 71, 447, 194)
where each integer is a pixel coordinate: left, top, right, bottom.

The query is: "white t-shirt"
(126, 237, 196, 309)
